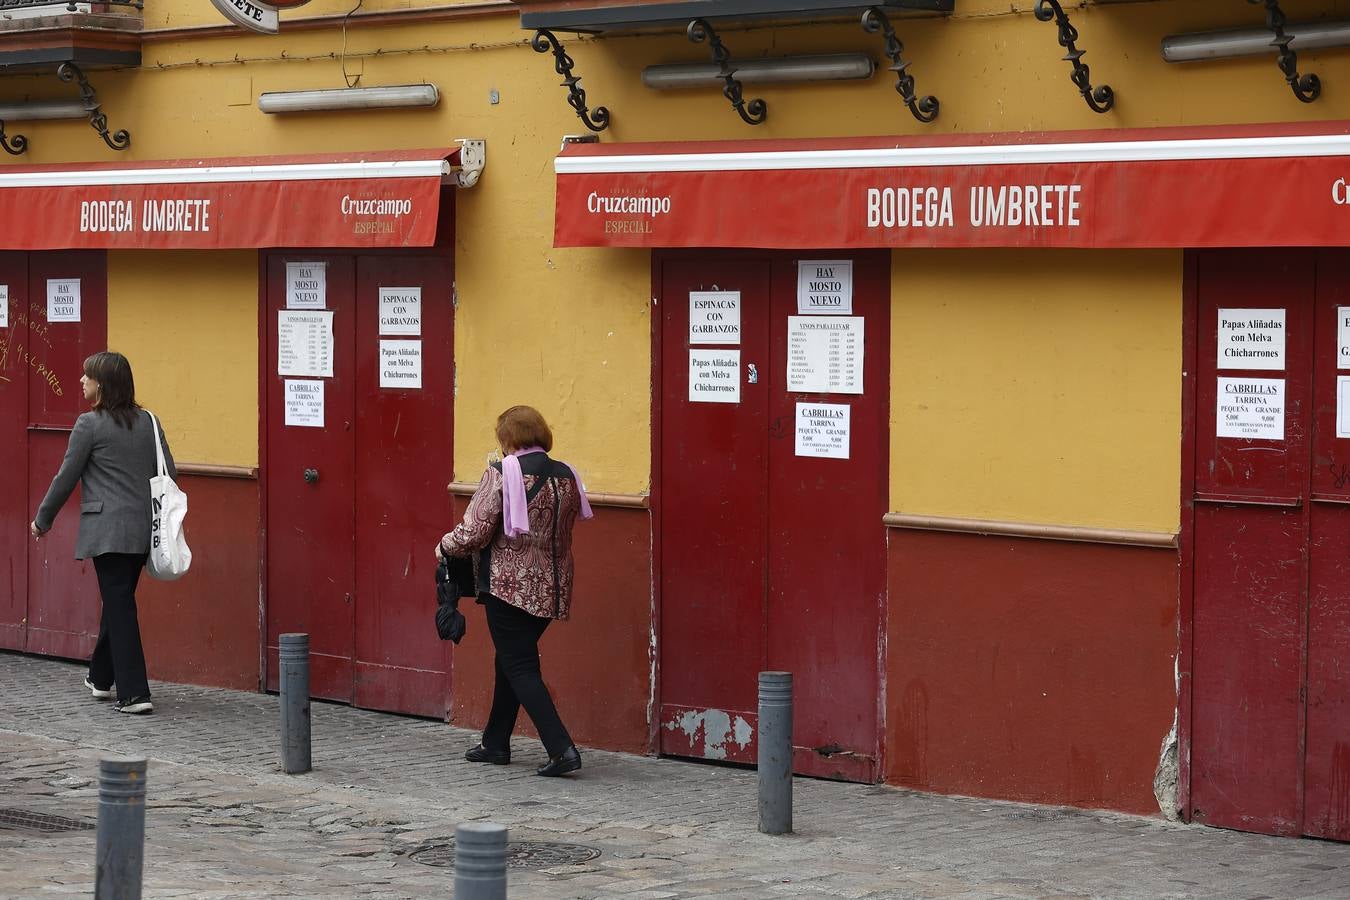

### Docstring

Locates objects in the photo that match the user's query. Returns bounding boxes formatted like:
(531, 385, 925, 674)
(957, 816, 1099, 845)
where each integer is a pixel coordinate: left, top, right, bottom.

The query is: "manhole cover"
(410, 839, 601, 870)
(0, 808, 96, 834)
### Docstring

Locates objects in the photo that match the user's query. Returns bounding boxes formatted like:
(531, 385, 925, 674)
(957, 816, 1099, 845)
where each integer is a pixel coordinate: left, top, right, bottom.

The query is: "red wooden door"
(658, 251, 887, 782)
(0, 252, 29, 651)
(352, 255, 453, 717)
(1306, 250, 1350, 842)
(265, 252, 454, 717)
(1191, 249, 1313, 835)
(1190, 248, 1350, 841)
(24, 253, 107, 660)
(265, 255, 358, 702)
(658, 255, 773, 766)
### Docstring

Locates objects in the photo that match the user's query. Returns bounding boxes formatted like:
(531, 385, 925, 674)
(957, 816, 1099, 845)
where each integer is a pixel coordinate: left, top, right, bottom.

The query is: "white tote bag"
(147, 412, 192, 580)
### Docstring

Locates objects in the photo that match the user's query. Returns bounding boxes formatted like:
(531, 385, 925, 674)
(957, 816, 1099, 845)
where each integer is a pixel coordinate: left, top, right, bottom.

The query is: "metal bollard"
(279, 633, 311, 774)
(758, 671, 793, 835)
(454, 822, 508, 900)
(95, 756, 147, 900)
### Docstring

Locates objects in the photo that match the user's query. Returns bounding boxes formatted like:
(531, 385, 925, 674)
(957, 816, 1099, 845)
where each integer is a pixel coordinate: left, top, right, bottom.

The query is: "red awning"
(0, 148, 462, 250)
(554, 121, 1350, 250)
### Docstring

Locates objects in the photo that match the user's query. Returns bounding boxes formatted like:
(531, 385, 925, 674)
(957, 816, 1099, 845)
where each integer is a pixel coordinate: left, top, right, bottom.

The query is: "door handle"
(303, 468, 319, 484)
(747, 363, 759, 384)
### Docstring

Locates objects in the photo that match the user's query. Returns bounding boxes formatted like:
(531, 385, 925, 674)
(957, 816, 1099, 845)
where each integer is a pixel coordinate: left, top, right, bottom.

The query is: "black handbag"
(434, 556, 473, 644)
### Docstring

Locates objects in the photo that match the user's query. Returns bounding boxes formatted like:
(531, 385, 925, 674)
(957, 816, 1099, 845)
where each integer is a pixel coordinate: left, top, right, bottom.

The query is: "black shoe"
(114, 696, 153, 715)
(465, 744, 510, 765)
(536, 745, 581, 777)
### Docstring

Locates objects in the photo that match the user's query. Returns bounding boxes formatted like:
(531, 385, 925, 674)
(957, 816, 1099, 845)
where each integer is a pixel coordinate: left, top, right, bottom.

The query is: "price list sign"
(786, 316, 864, 394)
(277, 310, 335, 378)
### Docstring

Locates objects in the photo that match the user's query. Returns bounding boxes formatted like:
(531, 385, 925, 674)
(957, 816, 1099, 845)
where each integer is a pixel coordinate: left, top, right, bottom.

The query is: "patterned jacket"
(440, 452, 582, 620)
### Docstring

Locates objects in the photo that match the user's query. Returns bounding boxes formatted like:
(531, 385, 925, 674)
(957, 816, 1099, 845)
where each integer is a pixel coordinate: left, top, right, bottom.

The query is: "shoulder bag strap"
(147, 411, 167, 478)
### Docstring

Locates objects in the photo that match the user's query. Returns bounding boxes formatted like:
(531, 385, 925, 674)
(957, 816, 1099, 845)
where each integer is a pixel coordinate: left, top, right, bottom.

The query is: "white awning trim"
(0, 159, 453, 190)
(556, 133, 1350, 175)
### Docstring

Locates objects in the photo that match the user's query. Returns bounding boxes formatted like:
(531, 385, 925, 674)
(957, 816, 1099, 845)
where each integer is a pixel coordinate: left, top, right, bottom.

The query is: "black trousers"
(480, 594, 573, 757)
(88, 552, 150, 702)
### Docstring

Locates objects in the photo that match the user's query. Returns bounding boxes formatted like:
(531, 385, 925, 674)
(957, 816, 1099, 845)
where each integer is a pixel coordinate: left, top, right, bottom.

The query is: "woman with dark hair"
(30, 351, 176, 715)
(438, 405, 593, 776)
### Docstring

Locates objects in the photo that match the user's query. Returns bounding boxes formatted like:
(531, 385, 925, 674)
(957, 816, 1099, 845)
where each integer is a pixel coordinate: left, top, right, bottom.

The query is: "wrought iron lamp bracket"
(686, 19, 767, 126)
(1249, 0, 1320, 103)
(57, 63, 131, 151)
(861, 7, 938, 124)
(1033, 0, 1114, 114)
(0, 119, 27, 156)
(531, 29, 611, 133)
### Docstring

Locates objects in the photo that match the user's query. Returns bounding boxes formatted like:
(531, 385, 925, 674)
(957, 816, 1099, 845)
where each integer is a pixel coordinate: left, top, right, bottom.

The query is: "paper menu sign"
(284, 379, 325, 427)
(1216, 377, 1284, 440)
(277, 310, 335, 378)
(379, 287, 422, 336)
(786, 316, 863, 394)
(795, 402, 850, 458)
(379, 340, 423, 389)
(1217, 308, 1285, 371)
(689, 291, 741, 344)
(797, 260, 853, 315)
(47, 279, 80, 323)
(286, 262, 327, 309)
(689, 349, 740, 403)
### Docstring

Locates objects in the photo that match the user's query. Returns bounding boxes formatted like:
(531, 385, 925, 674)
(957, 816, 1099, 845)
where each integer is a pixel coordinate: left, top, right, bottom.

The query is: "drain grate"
(0, 807, 96, 834)
(410, 839, 601, 870)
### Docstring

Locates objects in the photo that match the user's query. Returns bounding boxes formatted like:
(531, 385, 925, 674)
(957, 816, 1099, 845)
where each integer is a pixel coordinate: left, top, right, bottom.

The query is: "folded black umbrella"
(434, 556, 473, 644)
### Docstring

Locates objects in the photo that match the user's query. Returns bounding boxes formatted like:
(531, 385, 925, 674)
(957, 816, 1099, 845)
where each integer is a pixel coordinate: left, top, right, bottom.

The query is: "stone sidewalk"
(0, 652, 1346, 899)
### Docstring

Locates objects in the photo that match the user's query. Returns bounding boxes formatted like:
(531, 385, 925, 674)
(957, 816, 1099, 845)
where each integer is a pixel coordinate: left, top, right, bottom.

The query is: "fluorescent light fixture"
(0, 100, 88, 121)
(258, 84, 440, 114)
(1163, 19, 1350, 63)
(643, 53, 874, 89)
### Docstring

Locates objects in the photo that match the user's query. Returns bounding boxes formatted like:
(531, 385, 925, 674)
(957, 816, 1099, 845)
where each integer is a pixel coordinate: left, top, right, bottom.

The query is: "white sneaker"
(83, 677, 113, 701)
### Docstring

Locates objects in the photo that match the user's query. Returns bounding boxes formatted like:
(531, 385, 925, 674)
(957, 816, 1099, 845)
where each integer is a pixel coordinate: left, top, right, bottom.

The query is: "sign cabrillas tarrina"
(209, 0, 311, 35)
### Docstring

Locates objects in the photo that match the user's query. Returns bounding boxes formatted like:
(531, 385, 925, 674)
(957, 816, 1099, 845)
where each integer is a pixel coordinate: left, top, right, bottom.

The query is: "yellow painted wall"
(0, 0, 1338, 502)
(891, 250, 1182, 532)
(107, 251, 259, 468)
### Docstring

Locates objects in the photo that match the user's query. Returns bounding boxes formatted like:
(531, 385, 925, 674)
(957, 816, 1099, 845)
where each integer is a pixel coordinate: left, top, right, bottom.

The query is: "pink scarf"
(501, 446, 594, 538)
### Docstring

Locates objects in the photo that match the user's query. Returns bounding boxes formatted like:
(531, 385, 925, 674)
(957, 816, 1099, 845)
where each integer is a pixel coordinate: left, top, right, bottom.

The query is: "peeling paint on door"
(661, 707, 754, 761)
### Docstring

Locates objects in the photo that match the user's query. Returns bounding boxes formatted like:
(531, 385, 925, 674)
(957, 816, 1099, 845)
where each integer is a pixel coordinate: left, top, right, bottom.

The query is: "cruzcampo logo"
(210, 0, 311, 35)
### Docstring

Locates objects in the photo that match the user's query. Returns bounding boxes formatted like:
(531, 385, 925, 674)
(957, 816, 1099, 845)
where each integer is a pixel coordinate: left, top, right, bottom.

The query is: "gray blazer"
(34, 409, 177, 560)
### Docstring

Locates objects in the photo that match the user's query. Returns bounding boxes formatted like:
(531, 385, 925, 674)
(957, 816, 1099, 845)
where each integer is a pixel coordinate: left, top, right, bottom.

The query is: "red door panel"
(657, 252, 888, 781)
(1190, 249, 1313, 836)
(1306, 250, 1350, 841)
(766, 254, 886, 782)
(264, 255, 357, 701)
(352, 255, 454, 717)
(0, 253, 28, 651)
(659, 256, 771, 764)
(25, 253, 107, 660)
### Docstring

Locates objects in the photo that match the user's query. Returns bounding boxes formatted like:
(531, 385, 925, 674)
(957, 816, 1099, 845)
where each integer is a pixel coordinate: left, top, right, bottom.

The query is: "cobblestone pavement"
(0, 653, 1346, 899)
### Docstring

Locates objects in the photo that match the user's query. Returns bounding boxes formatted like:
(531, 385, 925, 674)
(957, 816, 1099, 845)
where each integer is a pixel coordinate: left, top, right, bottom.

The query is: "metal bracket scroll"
(1033, 0, 1115, 114)
(1249, 0, 1320, 102)
(861, 7, 938, 124)
(0, 120, 27, 156)
(687, 18, 767, 126)
(531, 29, 611, 133)
(57, 62, 131, 151)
